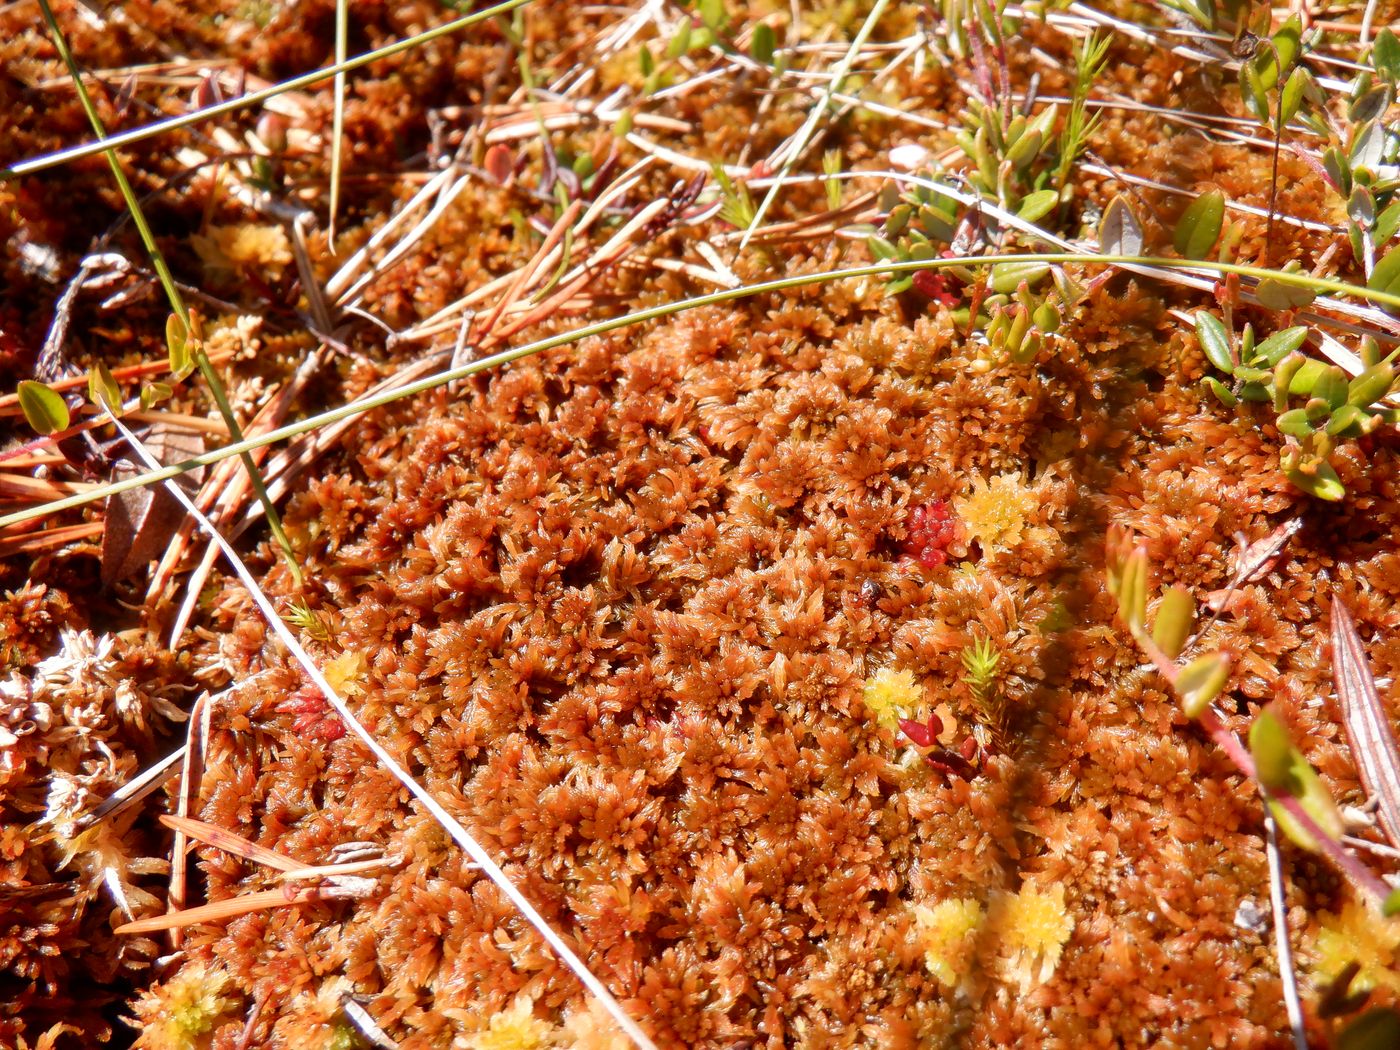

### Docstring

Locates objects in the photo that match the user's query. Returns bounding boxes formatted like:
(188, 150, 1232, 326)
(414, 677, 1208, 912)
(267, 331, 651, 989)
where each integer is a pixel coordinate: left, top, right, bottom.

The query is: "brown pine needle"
(114, 883, 369, 935)
(0, 521, 103, 558)
(159, 814, 303, 873)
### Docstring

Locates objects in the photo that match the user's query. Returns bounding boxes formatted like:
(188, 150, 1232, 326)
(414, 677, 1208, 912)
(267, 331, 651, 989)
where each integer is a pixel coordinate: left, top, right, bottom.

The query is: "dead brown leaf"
(100, 423, 205, 586)
(1331, 598, 1400, 850)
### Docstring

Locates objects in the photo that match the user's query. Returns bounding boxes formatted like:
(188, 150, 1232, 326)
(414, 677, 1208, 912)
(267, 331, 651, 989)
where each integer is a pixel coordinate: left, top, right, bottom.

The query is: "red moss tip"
(901, 500, 960, 569)
(275, 684, 345, 742)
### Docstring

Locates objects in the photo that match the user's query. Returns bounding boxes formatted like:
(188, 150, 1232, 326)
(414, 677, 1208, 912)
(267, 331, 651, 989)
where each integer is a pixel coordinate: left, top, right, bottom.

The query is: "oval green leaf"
(1255, 277, 1317, 311)
(1176, 651, 1230, 719)
(1194, 311, 1234, 374)
(1152, 586, 1195, 660)
(1252, 326, 1309, 367)
(88, 362, 122, 414)
(1285, 460, 1346, 500)
(1016, 189, 1059, 224)
(166, 312, 194, 381)
(1249, 708, 1300, 793)
(17, 380, 70, 435)
(989, 260, 1050, 294)
(1348, 362, 1396, 408)
(1375, 28, 1400, 81)
(1174, 190, 1225, 259)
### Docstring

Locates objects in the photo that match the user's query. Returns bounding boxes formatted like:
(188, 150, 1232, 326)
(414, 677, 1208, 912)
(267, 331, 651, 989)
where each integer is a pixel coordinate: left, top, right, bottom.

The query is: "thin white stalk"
(329, 0, 348, 244)
(100, 414, 657, 1050)
(1263, 806, 1309, 1050)
(1360, 0, 1380, 46)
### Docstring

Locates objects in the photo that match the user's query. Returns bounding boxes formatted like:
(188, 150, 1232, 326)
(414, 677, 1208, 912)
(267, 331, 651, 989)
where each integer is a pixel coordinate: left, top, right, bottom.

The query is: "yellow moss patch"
(322, 650, 366, 695)
(1311, 894, 1400, 994)
(861, 666, 922, 731)
(466, 994, 558, 1050)
(988, 882, 1075, 992)
(128, 961, 236, 1050)
(192, 223, 293, 278)
(912, 897, 985, 990)
(956, 473, 1038, 553)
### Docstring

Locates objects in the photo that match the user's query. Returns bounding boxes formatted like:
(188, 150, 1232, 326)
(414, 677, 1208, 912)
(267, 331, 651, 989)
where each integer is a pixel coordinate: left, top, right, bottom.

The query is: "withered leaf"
(100, 424, 205, 587)
(1098, 194, 1144, 257)
(1330, 599, 1400, 850)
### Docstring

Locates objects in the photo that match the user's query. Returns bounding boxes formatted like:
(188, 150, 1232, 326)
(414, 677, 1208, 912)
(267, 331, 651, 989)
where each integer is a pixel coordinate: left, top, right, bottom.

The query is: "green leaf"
(1368, 244, 1400, 299)
(665, 19, 691, 59)
(1249, 708, 1299, 793)
(1004, 129, 1044, 171)
(1325, 403, 1369, 438)
(1325, 146, 1353, 197)
(1315, 364, 1350, 410)
(1279, 66, 1308, 126)
(1239, 61, 1269, 121)
(166, 313, 193, 380)
(751, 22, 775, 65)
(1152, 586, 1195, 660)
(1375, 201, 1400, 245)
(1174, 189, 1225, 259)
(87, 362, 121, 414)
(1276, 408, 1315, 438)
(1252, 326, 1308, 367)
(1251, 709, 1344, 852)
(1373, 28, 1400, 82)
(1348, 362, 1396, 408)
(1272, 353, 1304, 411)
(989, 260, 1050, 294)
(1285, 459, 1346, 500)
(1352, 119, 1386, 172)
(1256, 277, 1317, 311)
(140, 381, 173, 411)
(1350, 185, 1377, 229)
(1349, 83, 1392, 125)
(1176, 651, 1231, 719)
(17, 380, 70, 435)
(698, 0, 724, 30)
(866, 236, 898, 261)
(1016, 189, 1059, 223)
(1032, 300, 1061, 333)
(639, 44, 654, 77)
(1270, 15, 1302, 81)
(1287, 357, 1329, 395)
(1194, 311, 1234, 374)
(1203, 376, 1237, 406)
